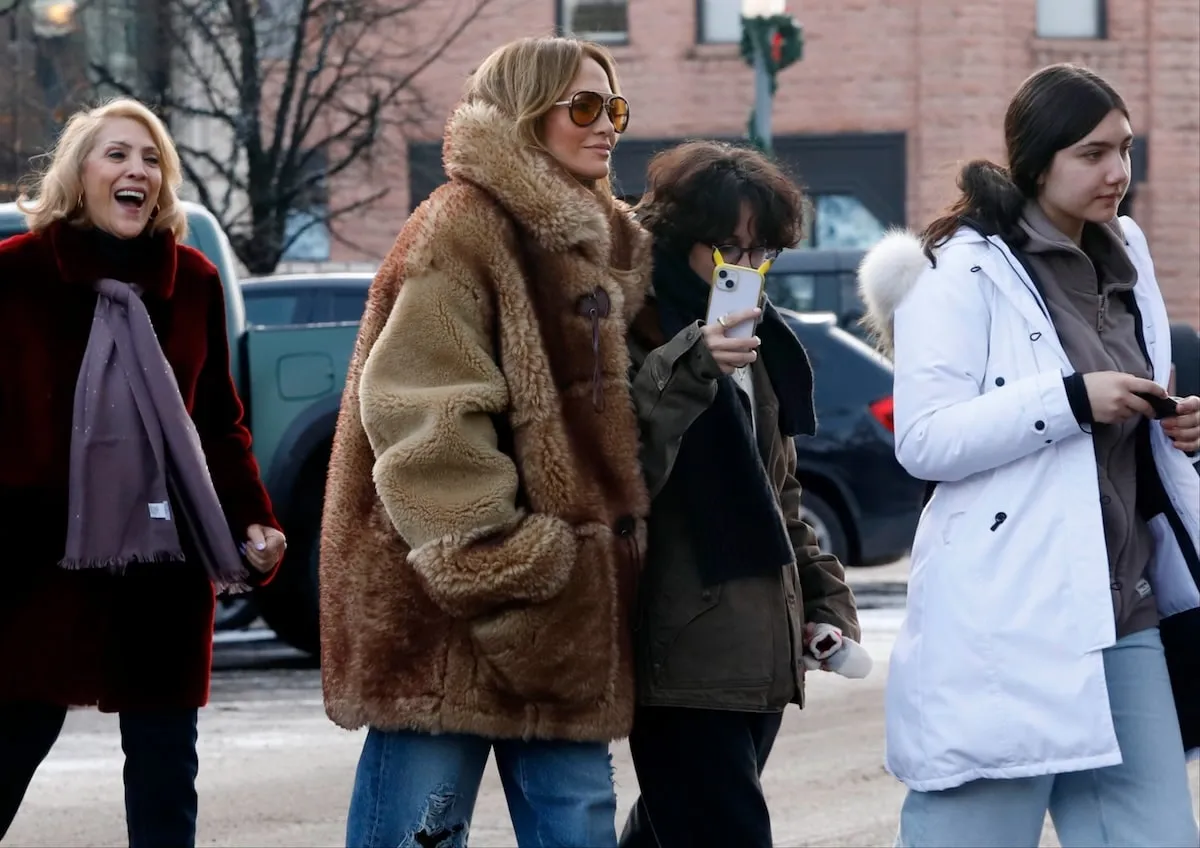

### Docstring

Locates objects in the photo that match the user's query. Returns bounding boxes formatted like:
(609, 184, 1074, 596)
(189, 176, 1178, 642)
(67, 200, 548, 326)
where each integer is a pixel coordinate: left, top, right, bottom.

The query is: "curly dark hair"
(634, 141, 806, 254)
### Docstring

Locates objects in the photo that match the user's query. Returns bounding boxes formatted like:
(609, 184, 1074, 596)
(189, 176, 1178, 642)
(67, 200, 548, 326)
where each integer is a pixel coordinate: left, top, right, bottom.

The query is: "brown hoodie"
(1018, 203, 1157, 638)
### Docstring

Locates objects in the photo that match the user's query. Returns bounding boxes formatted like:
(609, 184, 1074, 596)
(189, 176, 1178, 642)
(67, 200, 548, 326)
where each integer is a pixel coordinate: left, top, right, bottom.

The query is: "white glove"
(802, 622, 873, 679)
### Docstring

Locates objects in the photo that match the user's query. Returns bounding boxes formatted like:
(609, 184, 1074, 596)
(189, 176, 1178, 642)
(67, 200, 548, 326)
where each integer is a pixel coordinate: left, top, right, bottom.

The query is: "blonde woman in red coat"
(0, 98, 285, 846)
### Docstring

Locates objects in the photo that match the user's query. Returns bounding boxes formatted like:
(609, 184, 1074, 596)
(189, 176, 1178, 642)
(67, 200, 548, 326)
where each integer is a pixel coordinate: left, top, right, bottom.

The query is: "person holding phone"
(858, 64, 1199, 846)
(620, 140, 861, 848)
(319, 37, 651, 848)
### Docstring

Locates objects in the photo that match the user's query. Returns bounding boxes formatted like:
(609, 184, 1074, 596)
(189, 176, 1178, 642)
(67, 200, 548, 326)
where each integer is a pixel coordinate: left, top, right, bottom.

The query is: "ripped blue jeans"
(346, 728, 617, 848)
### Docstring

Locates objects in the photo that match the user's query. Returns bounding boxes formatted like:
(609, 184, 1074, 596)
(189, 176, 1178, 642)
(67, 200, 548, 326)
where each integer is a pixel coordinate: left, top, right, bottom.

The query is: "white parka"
(858, 217, 1200, 792)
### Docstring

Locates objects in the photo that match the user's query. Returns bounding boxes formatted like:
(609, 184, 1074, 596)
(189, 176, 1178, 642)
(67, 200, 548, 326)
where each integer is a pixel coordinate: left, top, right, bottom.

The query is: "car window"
(768, 270, 853, 314)
(331, 291, 369, 323)
(244, 292, 306, 326)
(766, 273, 817, 312)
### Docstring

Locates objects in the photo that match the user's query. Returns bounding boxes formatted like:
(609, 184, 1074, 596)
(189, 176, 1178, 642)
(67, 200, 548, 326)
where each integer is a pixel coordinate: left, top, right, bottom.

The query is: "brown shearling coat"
(318, 101, 652, 742)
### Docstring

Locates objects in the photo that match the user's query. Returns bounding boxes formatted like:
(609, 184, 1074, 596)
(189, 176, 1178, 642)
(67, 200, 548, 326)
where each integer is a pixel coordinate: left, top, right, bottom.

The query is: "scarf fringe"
(58, 553, 253, 596)
(216, 580, 254, 596)
(58, 550, 186, 573)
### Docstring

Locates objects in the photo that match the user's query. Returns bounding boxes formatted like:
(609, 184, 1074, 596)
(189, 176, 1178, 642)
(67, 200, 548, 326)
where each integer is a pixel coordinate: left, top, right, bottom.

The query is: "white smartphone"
(706, 261, 765, 340)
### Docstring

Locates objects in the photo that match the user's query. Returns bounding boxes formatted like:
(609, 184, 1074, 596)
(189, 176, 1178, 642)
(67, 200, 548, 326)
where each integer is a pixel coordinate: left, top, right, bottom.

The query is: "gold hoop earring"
(75, 193, 84, 212)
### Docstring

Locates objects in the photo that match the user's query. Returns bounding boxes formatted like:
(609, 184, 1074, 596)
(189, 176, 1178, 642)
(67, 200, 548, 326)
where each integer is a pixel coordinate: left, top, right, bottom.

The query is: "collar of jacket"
(442, 101, 616, 264)
(46, 220, 179, 299)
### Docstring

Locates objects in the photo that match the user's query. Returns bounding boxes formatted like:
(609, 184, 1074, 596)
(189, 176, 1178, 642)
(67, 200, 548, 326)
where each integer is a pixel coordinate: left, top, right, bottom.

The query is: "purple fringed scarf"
(60, 277, 251, 594)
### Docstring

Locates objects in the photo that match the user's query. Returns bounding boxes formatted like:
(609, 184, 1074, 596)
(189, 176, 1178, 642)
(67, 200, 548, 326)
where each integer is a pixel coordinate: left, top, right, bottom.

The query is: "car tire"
(254, 484, 322, 656)
(799, 490, 850, 566)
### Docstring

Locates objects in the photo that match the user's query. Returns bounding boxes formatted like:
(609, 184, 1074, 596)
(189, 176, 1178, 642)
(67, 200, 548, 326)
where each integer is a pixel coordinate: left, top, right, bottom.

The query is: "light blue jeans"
(896, 627, 1199, 847)
(346, 728, 616, 848)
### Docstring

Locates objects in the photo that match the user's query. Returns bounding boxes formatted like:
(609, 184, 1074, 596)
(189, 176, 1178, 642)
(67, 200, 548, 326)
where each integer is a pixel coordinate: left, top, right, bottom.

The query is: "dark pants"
(619, 706, 784, 848)
(0, 702, 199, 847)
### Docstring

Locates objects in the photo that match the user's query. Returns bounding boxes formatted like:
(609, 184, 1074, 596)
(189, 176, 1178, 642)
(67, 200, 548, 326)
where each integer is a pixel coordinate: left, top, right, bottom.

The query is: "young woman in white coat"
(858, 63, 1200, 847)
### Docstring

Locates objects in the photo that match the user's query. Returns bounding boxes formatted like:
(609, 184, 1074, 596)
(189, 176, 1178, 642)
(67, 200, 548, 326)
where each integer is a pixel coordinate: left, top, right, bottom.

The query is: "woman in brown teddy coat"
(318, 36, 650, 847)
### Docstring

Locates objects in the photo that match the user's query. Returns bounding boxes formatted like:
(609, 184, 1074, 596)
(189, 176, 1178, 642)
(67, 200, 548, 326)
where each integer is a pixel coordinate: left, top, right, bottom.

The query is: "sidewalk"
(847, 557, 909, 608)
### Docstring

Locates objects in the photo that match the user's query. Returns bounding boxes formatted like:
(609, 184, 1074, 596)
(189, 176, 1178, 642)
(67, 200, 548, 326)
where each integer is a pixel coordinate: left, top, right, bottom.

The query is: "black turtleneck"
(79, 226, 154, 279)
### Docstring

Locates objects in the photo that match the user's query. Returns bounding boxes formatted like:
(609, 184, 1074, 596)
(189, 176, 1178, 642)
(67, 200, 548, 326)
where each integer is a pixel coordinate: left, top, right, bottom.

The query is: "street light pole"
(739, 0, 803, 154)
(750, 25, 773, 150)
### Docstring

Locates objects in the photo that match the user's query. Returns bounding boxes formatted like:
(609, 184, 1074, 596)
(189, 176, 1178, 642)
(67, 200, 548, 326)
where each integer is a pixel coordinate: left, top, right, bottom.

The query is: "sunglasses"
(711, 244, 782, 268)
(554, 91, 630, 134)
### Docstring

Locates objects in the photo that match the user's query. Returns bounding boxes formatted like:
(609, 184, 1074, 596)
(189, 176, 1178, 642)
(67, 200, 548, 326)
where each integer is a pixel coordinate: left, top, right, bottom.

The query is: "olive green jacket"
(628, 301, 860, 711)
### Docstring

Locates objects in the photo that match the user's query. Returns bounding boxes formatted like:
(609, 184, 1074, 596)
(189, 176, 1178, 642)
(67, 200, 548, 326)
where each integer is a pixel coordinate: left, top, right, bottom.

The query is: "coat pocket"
(469, 532, 616, 706)
(650, 577, 776, 689)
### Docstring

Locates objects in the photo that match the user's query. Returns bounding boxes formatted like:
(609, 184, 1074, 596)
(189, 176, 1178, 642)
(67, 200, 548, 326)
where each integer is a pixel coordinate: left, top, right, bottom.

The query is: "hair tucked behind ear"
(920, 63, 1128, 265)
(920, 160, 1025, 264)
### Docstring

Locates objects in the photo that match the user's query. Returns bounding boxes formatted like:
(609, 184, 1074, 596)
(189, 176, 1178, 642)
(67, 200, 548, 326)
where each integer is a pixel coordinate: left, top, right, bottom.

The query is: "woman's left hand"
(1162, 396, 1200, 453)
(243, 524, 286, 572)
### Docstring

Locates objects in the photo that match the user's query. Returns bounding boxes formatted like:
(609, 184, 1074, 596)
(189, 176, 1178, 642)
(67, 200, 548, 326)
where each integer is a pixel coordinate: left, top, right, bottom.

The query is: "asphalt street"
(6, 561, 1198, 847)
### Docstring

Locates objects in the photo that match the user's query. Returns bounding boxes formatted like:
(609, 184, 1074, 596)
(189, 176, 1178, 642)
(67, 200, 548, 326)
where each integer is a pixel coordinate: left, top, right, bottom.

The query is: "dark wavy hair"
(922, 64, 1128, 263)
(635, 141, 806, 253)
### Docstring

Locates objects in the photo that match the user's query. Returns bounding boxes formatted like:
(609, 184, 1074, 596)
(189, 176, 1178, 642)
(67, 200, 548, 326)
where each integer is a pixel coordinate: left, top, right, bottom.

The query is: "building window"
(697, 0, 741, 43)
(559, 0, 628, 44)
(82, 0, 139, 88)
(281, 148, 330, 262)
(1036, 0, 1106, 39)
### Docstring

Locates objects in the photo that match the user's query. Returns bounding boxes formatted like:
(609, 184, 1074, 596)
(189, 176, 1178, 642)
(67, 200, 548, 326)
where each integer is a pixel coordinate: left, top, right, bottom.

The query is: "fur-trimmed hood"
(856, 214, 1136, 357)
(856, 229, 933, 357)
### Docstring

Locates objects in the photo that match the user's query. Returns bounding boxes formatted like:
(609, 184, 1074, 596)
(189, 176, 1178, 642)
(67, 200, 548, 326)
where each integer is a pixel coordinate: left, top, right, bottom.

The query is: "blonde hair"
(19, 97, 187, 239)
(464, 36, 622, 197)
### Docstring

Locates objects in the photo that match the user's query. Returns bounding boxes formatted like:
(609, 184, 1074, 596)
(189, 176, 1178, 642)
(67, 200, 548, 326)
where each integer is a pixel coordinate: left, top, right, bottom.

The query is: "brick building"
(336, 0, 1199, 324)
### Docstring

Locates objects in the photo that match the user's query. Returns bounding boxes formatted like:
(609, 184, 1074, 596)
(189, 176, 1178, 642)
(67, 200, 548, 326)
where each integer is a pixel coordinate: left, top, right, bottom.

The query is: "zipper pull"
(990, 512, 1007, 532)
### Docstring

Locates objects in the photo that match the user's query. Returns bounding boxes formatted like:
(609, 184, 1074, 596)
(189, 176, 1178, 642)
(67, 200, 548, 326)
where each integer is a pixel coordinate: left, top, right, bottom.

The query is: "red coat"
(0, 222, 279, 711)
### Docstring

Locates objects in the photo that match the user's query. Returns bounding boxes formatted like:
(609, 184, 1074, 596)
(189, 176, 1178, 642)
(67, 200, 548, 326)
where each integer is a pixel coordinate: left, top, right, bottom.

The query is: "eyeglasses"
(711, 244, 781, 267)
(554, 91, 630, 134)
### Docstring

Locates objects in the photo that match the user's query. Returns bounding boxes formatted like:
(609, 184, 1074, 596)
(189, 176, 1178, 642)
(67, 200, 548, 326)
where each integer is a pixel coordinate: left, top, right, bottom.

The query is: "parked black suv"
(766, 248, 868, 338)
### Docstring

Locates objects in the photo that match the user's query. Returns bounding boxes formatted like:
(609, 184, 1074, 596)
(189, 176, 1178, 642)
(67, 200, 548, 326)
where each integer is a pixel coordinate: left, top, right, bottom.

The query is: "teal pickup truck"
(0, 201, 356, 653)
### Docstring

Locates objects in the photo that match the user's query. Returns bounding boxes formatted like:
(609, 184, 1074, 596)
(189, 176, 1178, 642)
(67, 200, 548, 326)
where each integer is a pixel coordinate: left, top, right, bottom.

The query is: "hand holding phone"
(1134, 392, 1181, 419)
(1082, 372, 1172, 423)
(706, 261, 765, 340)
(700, 308, 761, 375)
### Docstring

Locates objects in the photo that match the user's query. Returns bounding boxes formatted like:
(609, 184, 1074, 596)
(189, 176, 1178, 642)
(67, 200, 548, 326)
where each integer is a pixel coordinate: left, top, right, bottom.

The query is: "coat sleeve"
(628, 320, 722, 497)
(891, 258, 1082, 483)
(192, 269, 282, 584)
(360, 268, 577, 620)
(778, 438, 860, 641)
